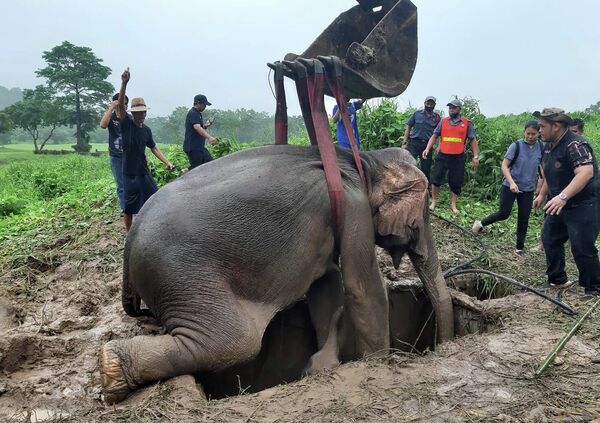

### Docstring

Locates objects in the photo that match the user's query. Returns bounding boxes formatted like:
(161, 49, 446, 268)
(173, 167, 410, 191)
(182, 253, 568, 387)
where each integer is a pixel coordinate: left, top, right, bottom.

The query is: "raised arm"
(116, 68, 130, 120)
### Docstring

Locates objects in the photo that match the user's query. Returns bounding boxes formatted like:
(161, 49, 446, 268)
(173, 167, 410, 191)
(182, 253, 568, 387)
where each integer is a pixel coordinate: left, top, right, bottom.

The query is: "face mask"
(424, 106, 434, 113)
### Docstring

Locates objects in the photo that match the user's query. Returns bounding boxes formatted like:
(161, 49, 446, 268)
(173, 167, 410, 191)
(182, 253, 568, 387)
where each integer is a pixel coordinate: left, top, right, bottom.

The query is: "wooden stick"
(535, 298, 600, 376)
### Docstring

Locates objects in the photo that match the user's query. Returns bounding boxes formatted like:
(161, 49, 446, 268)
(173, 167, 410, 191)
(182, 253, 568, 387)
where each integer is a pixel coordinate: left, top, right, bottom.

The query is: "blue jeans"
(109, 155, 125, 211)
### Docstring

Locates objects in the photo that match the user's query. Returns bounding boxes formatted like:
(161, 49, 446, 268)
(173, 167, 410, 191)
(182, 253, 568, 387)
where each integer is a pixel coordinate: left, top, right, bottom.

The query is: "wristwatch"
(473, 156, 479, 159)
(558, 192, 568, 201)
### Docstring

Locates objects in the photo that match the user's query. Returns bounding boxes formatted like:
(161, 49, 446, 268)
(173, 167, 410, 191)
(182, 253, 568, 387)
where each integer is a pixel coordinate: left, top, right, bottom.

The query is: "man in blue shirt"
(403, 96, 441, 182)
(332, 99, 364, 149)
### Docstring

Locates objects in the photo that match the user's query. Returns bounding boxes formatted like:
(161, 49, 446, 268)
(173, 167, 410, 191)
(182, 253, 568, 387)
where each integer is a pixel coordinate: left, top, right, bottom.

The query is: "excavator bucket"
(284, 0, 417, 100)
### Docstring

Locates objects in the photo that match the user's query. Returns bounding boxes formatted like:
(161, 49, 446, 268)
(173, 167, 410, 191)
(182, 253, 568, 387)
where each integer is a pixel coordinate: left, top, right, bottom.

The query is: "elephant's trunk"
(408, 212, 454, 343)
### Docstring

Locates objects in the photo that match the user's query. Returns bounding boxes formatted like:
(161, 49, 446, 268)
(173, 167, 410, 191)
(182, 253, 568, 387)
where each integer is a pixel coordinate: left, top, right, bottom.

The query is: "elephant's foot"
(302, 349, 341, 376)
(99, 341, 137, 404)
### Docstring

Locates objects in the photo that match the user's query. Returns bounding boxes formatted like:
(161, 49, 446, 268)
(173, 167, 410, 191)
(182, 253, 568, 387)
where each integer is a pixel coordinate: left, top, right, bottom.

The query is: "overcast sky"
(1, 0, 599, 118)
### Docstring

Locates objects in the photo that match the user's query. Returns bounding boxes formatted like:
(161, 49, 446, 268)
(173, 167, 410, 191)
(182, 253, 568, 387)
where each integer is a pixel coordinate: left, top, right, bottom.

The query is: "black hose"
(430, 211, 577, 315)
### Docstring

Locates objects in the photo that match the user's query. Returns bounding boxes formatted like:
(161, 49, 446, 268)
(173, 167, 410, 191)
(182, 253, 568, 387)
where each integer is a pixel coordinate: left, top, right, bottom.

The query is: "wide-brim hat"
(130, 97, 149, 112)
(533, 107, 572, 124)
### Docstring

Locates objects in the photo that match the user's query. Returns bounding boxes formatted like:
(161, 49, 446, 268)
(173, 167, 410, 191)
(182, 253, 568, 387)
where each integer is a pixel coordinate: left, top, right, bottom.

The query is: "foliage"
(145, 107, 307, 145)
(36, 41, 114, 153)
(0, 112, 11, 133)
(0, 196, 27, 217)
(4, 85, 68, 151)
(357, 99, 414, 150)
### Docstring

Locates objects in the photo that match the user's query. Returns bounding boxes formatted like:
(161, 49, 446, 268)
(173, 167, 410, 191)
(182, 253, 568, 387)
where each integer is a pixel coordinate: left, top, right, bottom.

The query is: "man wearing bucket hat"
(532, 107, 600, 296)
(422, 99, 479, 214)
(184, 94, 217, 170)
(403, 96, 441, 182)
(116, 67, 174, 231)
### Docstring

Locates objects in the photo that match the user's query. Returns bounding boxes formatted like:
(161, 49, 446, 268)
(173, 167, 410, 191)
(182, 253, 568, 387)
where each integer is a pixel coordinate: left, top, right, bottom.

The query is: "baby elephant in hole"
(99, 145, 454, 403)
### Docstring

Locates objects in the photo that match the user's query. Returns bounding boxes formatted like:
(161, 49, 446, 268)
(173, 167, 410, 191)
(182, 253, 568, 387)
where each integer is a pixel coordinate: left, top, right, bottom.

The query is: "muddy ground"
(0, 213, 599, 422)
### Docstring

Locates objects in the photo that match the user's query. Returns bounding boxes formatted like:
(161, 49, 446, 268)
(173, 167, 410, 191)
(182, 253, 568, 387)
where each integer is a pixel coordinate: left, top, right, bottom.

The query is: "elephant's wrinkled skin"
(99, 146, 454, 403)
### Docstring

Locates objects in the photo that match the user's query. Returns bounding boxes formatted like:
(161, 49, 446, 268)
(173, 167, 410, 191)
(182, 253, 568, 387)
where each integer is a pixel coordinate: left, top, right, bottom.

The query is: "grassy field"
(0, 142, 108, 169)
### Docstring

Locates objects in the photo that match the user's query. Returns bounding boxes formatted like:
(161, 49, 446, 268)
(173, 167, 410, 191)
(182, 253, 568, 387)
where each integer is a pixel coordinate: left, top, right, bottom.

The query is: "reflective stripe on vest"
(440, 117, 469, 154)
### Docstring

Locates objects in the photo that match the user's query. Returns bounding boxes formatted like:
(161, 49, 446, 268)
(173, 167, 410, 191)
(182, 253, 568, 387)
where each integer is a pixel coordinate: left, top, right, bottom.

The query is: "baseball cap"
(533, 107, 572, 124)
(194, 94, 212, 106)
(129, 97, 148, 112)
(425, 96, 436, 103)
(447, 99, 462, 108)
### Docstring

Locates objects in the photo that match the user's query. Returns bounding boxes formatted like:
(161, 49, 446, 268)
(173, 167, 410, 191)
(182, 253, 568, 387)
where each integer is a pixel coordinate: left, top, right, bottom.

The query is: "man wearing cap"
(99, 93, 128, 212)
(332, 99, 364, 150)
(403, 96, 441, 181)
(532, 107, 600, 296)
(116, 67, 174, 231)
(423, 99, 479, 214)
(184, 94, 217, 170)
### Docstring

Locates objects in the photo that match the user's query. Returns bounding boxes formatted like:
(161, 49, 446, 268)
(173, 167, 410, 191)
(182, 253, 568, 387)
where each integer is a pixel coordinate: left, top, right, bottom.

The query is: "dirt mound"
(0, 215, 599, 422)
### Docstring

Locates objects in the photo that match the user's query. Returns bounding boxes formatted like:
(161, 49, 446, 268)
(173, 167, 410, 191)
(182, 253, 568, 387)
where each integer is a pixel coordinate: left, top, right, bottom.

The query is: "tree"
(5, 85, 68, 152)
(0, 112, 11, 134)
(36, 41, 114, 152)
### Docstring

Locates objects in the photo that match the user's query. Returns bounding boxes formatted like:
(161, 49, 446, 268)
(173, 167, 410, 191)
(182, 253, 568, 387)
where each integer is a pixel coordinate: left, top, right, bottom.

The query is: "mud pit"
(1, 217, 599, 422)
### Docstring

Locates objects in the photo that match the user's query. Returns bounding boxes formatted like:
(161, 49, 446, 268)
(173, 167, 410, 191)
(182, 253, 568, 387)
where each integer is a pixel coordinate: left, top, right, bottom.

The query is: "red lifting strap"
(284, 60, 318, 145)
(320, 56, 367, 191)
(273, 62, 288, 145)
(268, 58, 346, 247)
(303, 59, 345, 244)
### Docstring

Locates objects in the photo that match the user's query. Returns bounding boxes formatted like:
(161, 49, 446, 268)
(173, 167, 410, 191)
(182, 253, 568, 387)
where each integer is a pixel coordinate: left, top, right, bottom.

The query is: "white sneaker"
(472, 220, 484, 236)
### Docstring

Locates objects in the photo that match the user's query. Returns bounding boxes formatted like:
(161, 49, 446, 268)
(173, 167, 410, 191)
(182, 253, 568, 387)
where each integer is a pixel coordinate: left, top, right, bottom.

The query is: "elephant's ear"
(376, 162, 428, 247)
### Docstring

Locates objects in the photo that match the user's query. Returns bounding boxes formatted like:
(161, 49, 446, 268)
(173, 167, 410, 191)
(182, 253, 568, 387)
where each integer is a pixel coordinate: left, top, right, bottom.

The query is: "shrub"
(0, 196, 28, 217)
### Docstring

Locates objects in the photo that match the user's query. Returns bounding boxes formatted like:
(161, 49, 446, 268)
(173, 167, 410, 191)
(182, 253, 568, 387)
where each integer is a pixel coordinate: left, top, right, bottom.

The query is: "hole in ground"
(448, 274, 513, 301)
(198, 282, 471, 399)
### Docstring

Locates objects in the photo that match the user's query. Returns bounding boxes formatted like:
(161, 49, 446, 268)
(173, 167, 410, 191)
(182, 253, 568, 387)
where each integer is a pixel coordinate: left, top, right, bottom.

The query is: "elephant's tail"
(122, 237, 154, 318)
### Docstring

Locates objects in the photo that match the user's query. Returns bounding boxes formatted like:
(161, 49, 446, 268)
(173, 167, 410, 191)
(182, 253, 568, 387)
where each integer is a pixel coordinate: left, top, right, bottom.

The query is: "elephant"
(99, 145, 454, 403)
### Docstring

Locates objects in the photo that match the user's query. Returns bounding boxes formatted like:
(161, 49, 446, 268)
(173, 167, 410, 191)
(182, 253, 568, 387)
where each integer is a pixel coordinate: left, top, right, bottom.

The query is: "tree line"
(0, 41, 306, 151)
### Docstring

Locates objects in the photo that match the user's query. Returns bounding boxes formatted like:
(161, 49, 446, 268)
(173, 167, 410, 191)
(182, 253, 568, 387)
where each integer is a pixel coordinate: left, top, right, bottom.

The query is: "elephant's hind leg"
(100, 310, 264, 403)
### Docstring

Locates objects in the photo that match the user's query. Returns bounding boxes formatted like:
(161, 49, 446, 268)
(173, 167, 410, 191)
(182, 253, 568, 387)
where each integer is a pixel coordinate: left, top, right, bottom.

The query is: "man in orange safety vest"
(422, 99, 479, 214)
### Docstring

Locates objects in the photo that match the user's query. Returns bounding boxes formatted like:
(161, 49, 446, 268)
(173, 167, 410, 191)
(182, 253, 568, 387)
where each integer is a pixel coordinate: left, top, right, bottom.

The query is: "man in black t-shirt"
(532, 108, 600, 296)
(183, 94, 217, 170)
(99, 93, 129, 211)
(116, 67, 174, 231)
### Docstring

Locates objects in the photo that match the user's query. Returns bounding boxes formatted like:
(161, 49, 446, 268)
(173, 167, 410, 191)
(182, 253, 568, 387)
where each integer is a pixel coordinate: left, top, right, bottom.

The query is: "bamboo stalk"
(535, 298, 600, 376)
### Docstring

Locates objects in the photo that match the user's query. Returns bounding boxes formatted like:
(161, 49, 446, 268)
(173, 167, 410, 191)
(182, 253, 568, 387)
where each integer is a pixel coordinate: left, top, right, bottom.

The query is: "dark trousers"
(186, 147, 213, 170)
(481, 185, 533, 250)
(431, 153, 465, 195)
(407, 139, 432, 181)
(542, 200, 600, 288)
